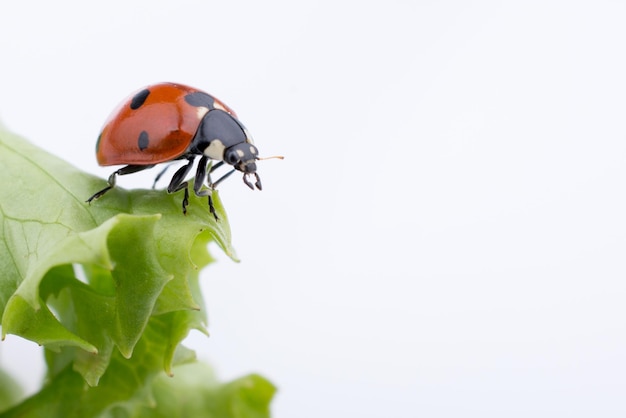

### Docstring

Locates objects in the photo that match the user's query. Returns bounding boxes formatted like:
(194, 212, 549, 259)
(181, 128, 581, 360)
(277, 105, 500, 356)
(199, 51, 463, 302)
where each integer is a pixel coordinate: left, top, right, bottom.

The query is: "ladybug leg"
(193, 156, 219, 220)
(205, 161, 237, 187)
(212, 169, 236, 188)
(208, 161, 225, 173)
(166, 157, 195, 214)
(153, 156, 192, 188)
(193, 155, 210, 196)
(152, 164, 172, 189)
(86, 164, 153, 204)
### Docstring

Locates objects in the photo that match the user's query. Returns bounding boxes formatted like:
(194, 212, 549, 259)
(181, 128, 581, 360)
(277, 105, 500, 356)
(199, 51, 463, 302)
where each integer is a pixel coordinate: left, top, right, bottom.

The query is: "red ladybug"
(87, 82, 265, 219)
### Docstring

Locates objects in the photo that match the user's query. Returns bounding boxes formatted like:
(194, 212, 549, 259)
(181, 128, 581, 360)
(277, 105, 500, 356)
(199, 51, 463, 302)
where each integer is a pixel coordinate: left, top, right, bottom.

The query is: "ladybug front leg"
(211, 167, 236, 189)
(166, 157, 195, 214)
(193, 156, 219, 220)
(87, 164, 154, 204)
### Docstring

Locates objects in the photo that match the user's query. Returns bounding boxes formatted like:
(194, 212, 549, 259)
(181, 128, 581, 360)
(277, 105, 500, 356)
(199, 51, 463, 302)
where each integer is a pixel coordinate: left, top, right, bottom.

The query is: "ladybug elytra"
(87, 82, 275, 219)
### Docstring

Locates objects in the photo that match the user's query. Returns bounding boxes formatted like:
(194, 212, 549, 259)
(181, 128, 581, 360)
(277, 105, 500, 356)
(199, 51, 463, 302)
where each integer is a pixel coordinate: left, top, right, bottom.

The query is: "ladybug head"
(224, 143, 262, 190)
(224, 143, 259, 173)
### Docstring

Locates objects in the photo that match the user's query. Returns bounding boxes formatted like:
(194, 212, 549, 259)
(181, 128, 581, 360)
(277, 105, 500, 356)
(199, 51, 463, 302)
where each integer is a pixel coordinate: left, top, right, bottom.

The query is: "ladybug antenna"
(257, 155, 284, 161)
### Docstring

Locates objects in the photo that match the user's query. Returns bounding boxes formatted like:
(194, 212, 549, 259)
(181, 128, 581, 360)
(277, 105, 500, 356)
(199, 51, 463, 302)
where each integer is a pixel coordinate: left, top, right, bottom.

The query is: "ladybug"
(87, 82, 268, 219)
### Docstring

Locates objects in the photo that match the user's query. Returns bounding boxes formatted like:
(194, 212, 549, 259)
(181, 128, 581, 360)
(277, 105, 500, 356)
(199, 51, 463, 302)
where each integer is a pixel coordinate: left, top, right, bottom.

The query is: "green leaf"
(117, 363, 276, 418)
(0, 369, 22, 413)
(0, 122, 241, 391)
(1, 318, 275, 418)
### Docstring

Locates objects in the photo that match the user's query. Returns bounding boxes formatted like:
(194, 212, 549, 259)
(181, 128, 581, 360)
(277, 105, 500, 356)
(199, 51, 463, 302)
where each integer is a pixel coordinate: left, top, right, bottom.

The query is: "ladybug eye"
(224, 149, 240, 165)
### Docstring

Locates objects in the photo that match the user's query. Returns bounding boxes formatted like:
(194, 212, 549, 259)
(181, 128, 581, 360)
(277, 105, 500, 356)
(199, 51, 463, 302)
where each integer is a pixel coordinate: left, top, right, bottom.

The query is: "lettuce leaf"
(0, 124, 273, 417)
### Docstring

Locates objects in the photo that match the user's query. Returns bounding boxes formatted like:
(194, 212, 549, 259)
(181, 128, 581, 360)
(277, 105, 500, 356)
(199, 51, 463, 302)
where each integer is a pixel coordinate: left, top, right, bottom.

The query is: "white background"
(1, 1, 626, 416)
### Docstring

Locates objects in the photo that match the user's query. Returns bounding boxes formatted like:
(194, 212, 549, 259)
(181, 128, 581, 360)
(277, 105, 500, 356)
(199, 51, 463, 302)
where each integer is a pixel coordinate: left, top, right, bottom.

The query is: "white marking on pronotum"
(203, 139, 226, 160)
(195, 106, 209, 120)
(235, 149, 245, 158)
(213, 102, 228, 112)
(243, 127, 254, 144)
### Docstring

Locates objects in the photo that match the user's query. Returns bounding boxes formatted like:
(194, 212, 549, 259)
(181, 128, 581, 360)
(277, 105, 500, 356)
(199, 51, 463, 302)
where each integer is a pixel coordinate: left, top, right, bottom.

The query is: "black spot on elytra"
(130, 89, 150, 110)
(138, 131, 149, 151)
(184, 91, 214, 109)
